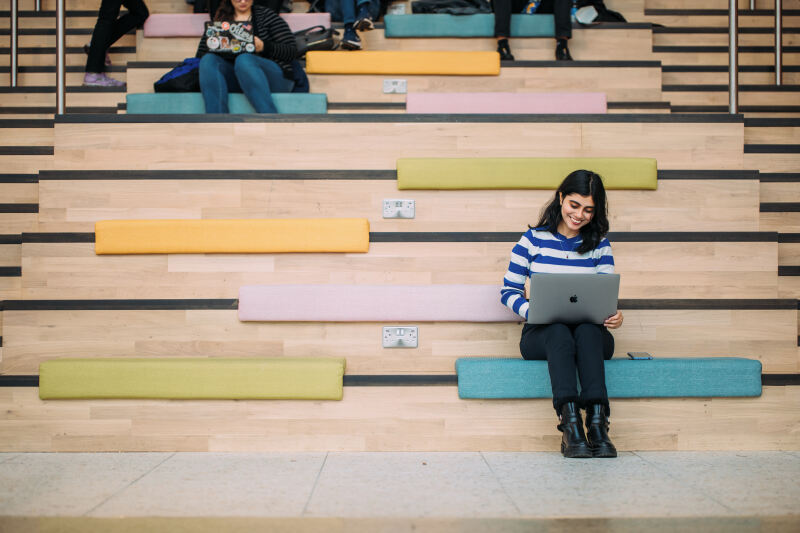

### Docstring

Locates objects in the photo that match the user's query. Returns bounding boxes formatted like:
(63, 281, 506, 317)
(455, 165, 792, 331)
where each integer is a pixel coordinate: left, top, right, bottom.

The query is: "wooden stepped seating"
(50, 115, 742, 171)
(2, 385, 798, 451)
(125, 93, 329, 114)
(38, 357, 346, 399)
(0, 86, 126, 112)
(33, 169, 761, 233)
(403, 92, 608, 114)
(456, 357, 763, 398)
(0, 119, 53, 173)
(665, 85, 800, 110)
(142, 12, 332, 37)
(126, 60, 663, 103)
(135, 25, 655, 62)
(0, 174, 38, 235)
(396, 157, 656, 189)
(94, 218, 369, 254)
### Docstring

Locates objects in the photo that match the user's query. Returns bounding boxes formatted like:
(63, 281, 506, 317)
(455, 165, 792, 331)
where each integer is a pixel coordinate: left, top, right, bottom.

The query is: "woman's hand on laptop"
(604, 310, 623, 330)
(254, 36, 264, 53)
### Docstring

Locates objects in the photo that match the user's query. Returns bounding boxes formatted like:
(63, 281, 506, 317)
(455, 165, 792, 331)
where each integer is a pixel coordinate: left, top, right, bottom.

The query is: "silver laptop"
(527, 273, 620, 325)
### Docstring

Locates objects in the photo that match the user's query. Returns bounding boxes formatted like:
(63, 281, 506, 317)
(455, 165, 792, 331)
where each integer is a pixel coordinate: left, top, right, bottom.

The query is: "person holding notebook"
(196, 0, 297, 113)
(500, 169, 624, 459)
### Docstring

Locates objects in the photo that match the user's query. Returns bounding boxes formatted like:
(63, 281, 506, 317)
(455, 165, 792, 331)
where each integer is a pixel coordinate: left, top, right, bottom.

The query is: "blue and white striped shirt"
(500, 227, 615, 320)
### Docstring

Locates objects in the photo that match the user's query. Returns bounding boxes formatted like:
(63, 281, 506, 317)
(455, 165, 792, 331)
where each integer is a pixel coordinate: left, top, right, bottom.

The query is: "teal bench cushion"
(384, 14, 554, 38)
(126, 93, 328, 114)
(455, 357, 763, 399)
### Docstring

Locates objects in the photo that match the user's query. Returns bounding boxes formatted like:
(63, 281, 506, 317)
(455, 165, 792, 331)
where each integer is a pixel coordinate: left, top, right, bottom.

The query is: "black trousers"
(85, 0, 149, 73)
(520, 322, 614, 413)
(492, 0, 572, 40)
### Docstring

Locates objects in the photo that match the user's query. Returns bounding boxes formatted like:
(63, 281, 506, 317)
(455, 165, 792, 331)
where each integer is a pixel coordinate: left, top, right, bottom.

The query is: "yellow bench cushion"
(305, 51, 501, 75)
(95, 218, 370, 254)
(396, 158, 658, 190)
(39, 357, 346, 400)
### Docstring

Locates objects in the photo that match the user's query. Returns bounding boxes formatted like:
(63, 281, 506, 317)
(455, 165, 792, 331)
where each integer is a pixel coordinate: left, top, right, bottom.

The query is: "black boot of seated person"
(497, 38, 515, 61)
(585, 404, 617, 458)
(555, 39, 572, 61)
(558, 402, 592, 458)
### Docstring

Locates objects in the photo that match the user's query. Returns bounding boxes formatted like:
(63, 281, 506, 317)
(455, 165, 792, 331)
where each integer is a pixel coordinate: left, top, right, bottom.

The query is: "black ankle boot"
(585, 404, 617, 458)
(555, 40, 572, 61)
(557, 402, 592, 458)
(497, 39, 515, 61)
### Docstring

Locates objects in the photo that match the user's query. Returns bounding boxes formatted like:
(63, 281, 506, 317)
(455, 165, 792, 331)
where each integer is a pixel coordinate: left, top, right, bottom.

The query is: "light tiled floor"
(0, 451, 798, 523)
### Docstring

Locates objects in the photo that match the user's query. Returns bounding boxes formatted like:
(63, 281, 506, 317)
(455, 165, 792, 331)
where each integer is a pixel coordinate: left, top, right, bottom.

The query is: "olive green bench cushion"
(396, 158, 658, 190)
(455, 357, 763, 399)
(39, 357, 346, 400)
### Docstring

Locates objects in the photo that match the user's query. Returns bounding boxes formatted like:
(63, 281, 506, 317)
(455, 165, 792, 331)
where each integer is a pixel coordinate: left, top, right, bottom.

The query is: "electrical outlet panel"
(383, 79, 407, 94)
(383, 199, 415, 219)
(382, 326, 418, 348)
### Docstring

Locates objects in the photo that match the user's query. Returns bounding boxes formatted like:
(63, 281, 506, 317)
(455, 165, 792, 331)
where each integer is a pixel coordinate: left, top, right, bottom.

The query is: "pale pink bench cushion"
(143, 13, 332, 37)
(238, 285, 521, 322)
(405, 92, 608, 114)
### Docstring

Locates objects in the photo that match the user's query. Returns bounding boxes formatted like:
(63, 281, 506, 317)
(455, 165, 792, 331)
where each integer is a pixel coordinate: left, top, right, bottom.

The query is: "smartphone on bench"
(627, 352, 653, 360)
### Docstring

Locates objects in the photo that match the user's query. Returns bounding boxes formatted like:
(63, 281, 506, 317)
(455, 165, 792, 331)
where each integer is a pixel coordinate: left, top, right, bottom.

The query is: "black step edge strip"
(0, 174, 38, 183)
(655, 45, 800, 53)
(0, 204, 38, 213)
(745, 145, 800, 154)
(760, 173, 800, 182)
(645, 8, 800, 15)
(606, 101, 671, 109)
(5, 65, 127, 74)
(0, 267, 21, 277)
(0, 46, 136, 55)
(1, 374, 798, 387)
(657, 169, 759, 180)
(327, 102, 407, 109)
(778, 266, 800, 276)
(664, 84, 800, 92)
(0, 86, 126, 94)
(0, 299, 239, 310)
(0, 106, 117, 114)
(23, 231, 776, 244)
(53, 114, 744, 124)
(35, 169, 758, 181)
(370, 232, 777, 242)
(0, 27, 133, 36)
(762, 374, 800, 386)
(663, 65, 800, 73)
(38, 169, 398, 180)
(0, 119, 54, 128)
(0, 299, 793, 311)
(673, 105, 800, 113)
(344, 375, 458, 386)
(745, 118, 800, 127)
(777, 233, 800, 243)
(760, 203, 800, 212)
(0, 147, 53, 156)
(0, 235, 23, 244)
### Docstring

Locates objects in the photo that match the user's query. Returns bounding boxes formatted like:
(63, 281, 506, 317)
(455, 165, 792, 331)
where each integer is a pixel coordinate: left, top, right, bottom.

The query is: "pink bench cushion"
(143, 13, 332, 37)
(405, 92, 608, 114)
(238, 285, 521, 322)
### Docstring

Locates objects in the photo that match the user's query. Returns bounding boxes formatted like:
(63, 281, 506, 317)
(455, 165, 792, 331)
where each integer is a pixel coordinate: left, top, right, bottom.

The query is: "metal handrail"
(10, 0, 18, 87)
(729, 0, 738, 113)
(56, 0, 66, 114)
(776, 0, 782, 85)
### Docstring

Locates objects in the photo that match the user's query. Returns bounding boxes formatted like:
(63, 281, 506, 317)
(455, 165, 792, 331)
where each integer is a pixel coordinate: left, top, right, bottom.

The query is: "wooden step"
(0, 66, 127, 86)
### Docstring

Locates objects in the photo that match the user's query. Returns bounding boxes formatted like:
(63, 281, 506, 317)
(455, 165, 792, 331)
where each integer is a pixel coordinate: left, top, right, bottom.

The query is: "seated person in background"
(197, 0, 297, 113)
(84, 0, 149, 86)
(493, 0, 573, 61)
(326, 0, 381, 50)
(501, 170, 623, 458)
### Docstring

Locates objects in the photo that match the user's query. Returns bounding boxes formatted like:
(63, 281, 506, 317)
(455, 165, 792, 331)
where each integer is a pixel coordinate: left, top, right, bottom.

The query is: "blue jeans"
(325, 0, 379, 24)
(199, 53, 294, 114)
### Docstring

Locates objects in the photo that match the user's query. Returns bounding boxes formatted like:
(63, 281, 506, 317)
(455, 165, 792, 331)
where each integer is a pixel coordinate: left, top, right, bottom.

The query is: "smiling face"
(232, 0, 253, 16)
(557, 192, 595, 238)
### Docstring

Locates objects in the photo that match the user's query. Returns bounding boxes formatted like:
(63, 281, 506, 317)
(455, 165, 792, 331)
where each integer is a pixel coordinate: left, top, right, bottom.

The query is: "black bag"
(154, 57, 201, 92)
(294, 25, 338, 57)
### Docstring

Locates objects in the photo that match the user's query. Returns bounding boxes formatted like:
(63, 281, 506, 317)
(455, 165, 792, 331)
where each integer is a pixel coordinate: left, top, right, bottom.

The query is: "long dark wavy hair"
(214, 0, 241, 21)
(532, 169, 609, 255)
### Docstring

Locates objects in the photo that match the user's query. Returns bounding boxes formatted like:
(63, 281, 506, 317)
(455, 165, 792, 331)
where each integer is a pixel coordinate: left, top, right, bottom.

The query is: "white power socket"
(382, 326, 418, 348)
(383, 79, 407, 94)
(383, 199, 415, 219)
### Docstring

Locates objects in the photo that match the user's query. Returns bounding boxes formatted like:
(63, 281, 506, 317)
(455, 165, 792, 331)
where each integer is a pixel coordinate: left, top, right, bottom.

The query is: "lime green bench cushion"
(396, 158, 658, 190)
(39, 357, 346, 400)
